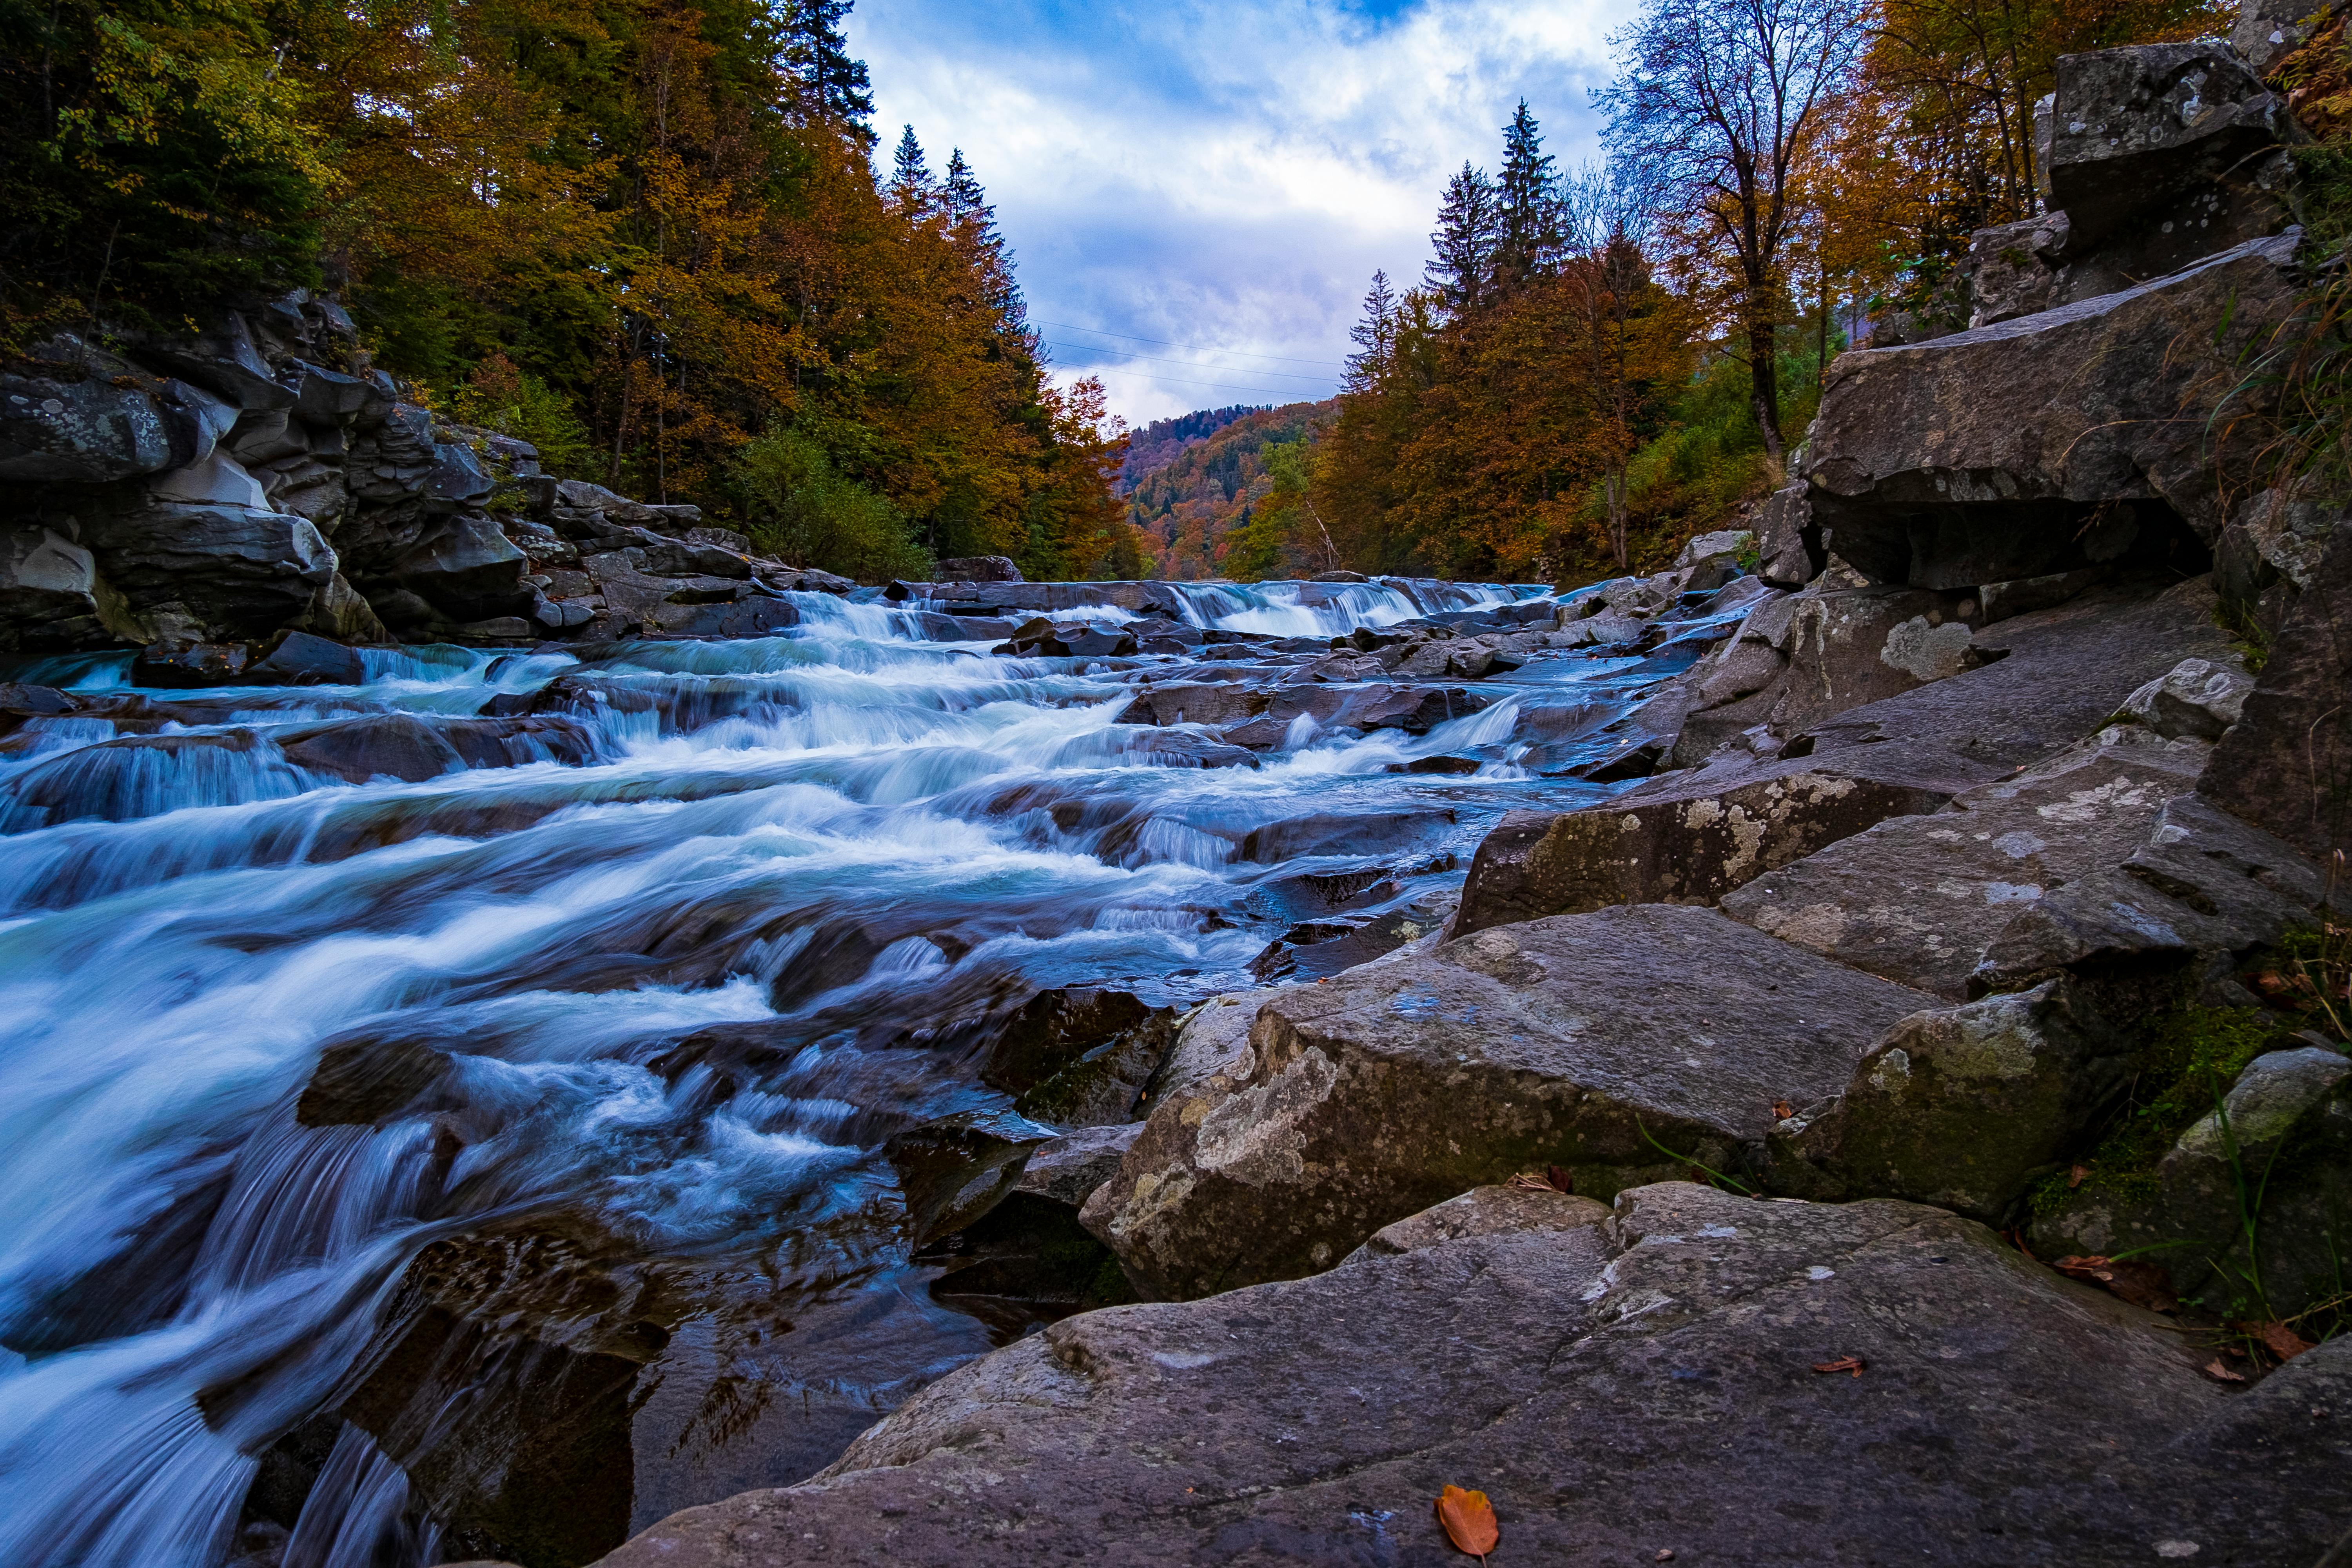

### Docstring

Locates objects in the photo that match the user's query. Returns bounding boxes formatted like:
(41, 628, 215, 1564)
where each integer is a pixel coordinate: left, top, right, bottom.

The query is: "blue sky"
(850, 0, 1641, 426)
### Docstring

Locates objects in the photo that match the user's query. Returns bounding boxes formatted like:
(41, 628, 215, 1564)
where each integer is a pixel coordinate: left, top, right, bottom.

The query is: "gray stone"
(0, 525, 135, 650)
(1723, 727, 2212, 997)
(1343, 1183, 1609, 1261)
(2118, 656, 2252, 740)
(140, 310, 296, 411)
(1767, 980, 2127, 1221)
(1806, 233, 2302, 588)
(1016, 1125, 1145, 1209)
(80, 502, 339, 634)
(591, 1183, 2350, 1568)
(248, 630, 367, 686)
(2202, 522, 2352, 856)
(1451, 747, 2001, 935)
(0, 368, 177, 482)
(1753, 482, 1820, 586)
(391, 512, 528, 620)
(2235, 0, 2346, 71)
(1975, 791, 2340, 998)
(423, 441, 495, 512)
(1767, 580, 1984, 736)
(1081, 904, 1933, 1298)
(931, 555, 1022, 583)
(148, 450, 270, 509)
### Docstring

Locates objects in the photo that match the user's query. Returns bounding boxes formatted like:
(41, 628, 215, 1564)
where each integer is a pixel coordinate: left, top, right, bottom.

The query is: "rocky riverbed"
(2, 19, 2350, 1568)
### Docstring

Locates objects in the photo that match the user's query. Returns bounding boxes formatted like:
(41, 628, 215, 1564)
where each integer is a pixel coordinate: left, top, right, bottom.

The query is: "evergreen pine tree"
(890, 124, 936, 211)
(781, 0, 876, 140)
(942, 149, 987, 221)
(1424, 163, 1499, 315)
(1345, 270, 1399, 391)
(1494, 99, 1561, 290)
(937, 148, 1027, 332)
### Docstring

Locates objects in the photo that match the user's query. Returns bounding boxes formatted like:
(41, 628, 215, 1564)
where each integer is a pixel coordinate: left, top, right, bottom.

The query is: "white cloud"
(852, 0, 1642, 425)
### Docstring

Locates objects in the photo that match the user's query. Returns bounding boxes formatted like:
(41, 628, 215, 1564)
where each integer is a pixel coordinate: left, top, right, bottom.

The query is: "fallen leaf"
(2204, 1359, 2248, 1383)
(1546, 1164, 1573, 1193)
(2052, 1256, 2175, 1312)
(1771, 1099, 1794, 1120)
(2247, 1321, 2316, 1363)
(1506, 1172, 1552, 1191)
(1811, 1356, 1866, 1377)
(1435, 1485, 1499, 1559)
(2067, 1164, 2089, 1189)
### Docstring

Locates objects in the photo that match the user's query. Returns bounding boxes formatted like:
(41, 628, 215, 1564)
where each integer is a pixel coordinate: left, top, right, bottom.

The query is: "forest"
(0, 0, 1136, 582)
(1173, 0, 2255, 584)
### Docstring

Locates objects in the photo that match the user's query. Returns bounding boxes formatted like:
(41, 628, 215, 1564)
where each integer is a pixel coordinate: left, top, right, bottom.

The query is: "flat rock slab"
(1345, 1183, 1608, 1261)
(1722, 728, 2210, 998)
(1081, 904, 1933, 1298)
(1451, 747, 2002, 936)
(590, 1183, 2349, 1568)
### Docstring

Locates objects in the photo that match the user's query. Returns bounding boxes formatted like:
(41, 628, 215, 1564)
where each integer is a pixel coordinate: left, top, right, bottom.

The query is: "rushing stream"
(0, 575, 1700, 1567)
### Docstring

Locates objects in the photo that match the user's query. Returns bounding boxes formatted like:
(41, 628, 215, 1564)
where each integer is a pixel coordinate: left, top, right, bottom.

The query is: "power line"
(1034, 319, 1347, 367)
(1043, 341, 1338, 384)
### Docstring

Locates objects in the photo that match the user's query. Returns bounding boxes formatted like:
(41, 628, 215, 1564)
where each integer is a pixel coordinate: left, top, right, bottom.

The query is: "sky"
(850, 0, 1642, 428)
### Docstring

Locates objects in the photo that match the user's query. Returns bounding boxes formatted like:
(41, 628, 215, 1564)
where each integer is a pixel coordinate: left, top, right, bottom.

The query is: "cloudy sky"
(851, 0, 1641, 427)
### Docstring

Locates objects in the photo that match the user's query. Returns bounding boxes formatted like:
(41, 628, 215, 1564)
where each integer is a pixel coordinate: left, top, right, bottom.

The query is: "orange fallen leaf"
(1771, 1099, 1794, 1120)
(2204, 1358, 2247, 1383)
(2052, 1256, 2176, 1313)
(1435, 1485, 1499, 1559)
(2067, 1164, 2090, 1189)
(1812, 1356, 1865, 1376)
(2245, 1320, 2315, 1363)
(1547, 1164, 1573, 1193)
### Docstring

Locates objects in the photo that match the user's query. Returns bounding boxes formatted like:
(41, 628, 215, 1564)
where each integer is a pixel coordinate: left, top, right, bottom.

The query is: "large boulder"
(0, 366, 178, 482)
(1450, 747, 2001, 935)
(0, 524, 136, 650)
(591, 1183, 2352, 1568)
(1081, 904, 1933, 1299)
(391, 512, 530, 621)
(2202, 523, 2352, 856)
(1721, 727, 2213, 997)
(1804, 232, 2301, 589)
(78, 500, 340, 636)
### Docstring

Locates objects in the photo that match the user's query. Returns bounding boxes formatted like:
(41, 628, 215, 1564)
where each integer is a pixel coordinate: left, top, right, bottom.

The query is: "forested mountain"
(1117, 406, 1265, 491)
(1121, 401, 1338, 579)
(0, 0, 1135, 581)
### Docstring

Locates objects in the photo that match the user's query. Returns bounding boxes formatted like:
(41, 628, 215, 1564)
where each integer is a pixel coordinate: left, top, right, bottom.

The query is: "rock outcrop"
(591, 1183, 2351, 1568)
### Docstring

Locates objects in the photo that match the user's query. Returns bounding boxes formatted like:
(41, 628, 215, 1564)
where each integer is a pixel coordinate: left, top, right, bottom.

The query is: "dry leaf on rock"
(1771, 1099, 1794, 1120)
(2050, 1256, 2176, 1313)
(1436, 1485, 1499, 1559)
(1811, 1356, 1866, 1376)
(2204, 1358, 2248, 1383)
(2067, 1164, 2089, 1189)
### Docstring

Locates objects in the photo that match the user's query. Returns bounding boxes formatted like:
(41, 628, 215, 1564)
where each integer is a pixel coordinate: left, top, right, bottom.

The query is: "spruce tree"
(1345, 270, 1399, 391)
(1494, 100, 1561, 290)
(938, 149, 1027, 331)
(1424, 164, 1499, 316)
(781, 0, 876, 140)
(890, 124, 935, 211)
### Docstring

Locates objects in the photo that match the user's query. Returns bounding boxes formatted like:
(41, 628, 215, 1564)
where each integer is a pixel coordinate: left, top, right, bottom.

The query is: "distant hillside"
(1117, 405, 1265, 493)
(1127, 399, 1339, 579)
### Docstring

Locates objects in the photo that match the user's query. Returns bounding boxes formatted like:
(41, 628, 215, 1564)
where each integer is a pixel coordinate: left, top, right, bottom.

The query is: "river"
(0, 575, 1704, 1567)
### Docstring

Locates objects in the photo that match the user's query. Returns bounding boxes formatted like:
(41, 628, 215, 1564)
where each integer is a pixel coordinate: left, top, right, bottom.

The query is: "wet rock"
(976, 987, 1164, 1100)
(1722, 727, 2211, 997)
(391, 511, 529, 620)
(296, 1034, 459, 1126)
(0, 525, 133, 651)
(1805, 232, 2299, 588)
(1766, 980, 2126, 1220)
(247, 630, 368, 686)
(885, 1108, 1060, 1245)
(1122, 730, 1258, 770)
(1247, 906, 1438, 982)
(2201, 524, 2352, 856)
(1452, 748, 2002, 935)
(0, 729, 303, 826)
(593, 1183, 2348, 1568)
(130, 638, 254, 687)
(139, 309, 296, 412)
(932, 555, 1022, 583)
(279, 713, 465, 782)
(1235, 806, 1459, 864)
(1082, 904, 1933, 1298)
(1015, 1125, 1144, 1208)
(80, 501, 340, 635)
(1753, 482, 1821, 586)
(1343, 1183, 1610, 1262)
(2117, 655, 2252, 740)
(1127, 681, 1267, 728)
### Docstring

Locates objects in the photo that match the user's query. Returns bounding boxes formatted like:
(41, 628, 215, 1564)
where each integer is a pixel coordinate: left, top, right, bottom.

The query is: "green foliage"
(446, 353, 594, 479)
(2029, 1005, 2279, 1215)
(732, 427, 931, 583)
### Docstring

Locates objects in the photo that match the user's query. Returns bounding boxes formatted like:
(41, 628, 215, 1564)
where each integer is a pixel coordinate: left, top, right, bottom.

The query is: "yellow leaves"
(1435, 1486, 1499, 1559)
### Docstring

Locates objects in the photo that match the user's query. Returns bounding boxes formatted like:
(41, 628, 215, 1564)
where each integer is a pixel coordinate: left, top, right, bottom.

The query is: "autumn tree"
(1599, 0, 1867, 464)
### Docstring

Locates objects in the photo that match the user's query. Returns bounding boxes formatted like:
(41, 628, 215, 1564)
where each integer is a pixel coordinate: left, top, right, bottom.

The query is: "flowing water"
(0, 576, 1697, 1567)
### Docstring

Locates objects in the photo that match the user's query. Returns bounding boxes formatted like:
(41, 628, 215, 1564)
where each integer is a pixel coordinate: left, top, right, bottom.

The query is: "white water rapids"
(0, 575, 1683, 1567)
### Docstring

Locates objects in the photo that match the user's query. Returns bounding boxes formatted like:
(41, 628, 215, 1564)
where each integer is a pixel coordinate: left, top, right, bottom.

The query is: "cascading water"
(0, 575, 1683, 1567)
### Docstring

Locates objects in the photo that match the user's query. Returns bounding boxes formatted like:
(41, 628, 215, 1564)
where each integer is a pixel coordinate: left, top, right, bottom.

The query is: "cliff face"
(0, 299, 858, 672)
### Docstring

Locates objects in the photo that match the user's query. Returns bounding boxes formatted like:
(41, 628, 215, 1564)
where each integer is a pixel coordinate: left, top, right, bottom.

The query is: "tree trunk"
(1749, 310, 1784, 467)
